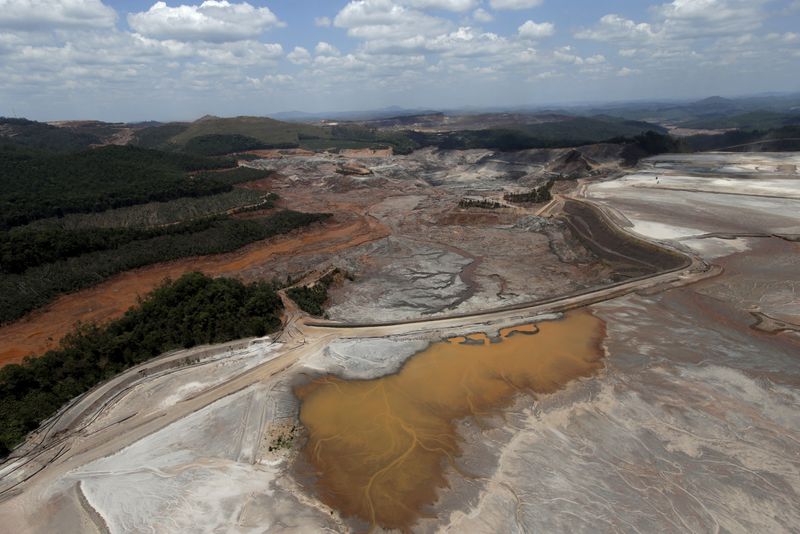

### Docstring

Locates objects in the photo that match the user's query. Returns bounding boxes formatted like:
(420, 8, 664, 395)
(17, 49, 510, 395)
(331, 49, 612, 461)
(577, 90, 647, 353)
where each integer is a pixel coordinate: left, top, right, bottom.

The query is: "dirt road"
(0, 215, 388, 366)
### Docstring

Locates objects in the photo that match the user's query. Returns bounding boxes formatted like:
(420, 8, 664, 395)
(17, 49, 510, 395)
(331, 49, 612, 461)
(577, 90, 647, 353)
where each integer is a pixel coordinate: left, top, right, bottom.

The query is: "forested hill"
(0, 138, 330, 327)
(0, 144, 234, 229)
(0, 117, 100, 152)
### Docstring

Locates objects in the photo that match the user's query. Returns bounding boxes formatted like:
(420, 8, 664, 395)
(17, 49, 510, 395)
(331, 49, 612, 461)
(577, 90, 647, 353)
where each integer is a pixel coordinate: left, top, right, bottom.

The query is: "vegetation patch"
(0, 211, 330, 325)
(504, 181, 553, 204)
(685, 125, 800, 152)
(0, 272, 285, 456)
(0, 117, 99, 152)
(459, 198, 503, 209)
(287, 269, 349, 317)
(0, 144, 235, 229)
(268, 424, 298, 452)
(193, 166, 273, 186)
(0, 217, 223, 274)
(18, 188, 269, 230)
(133, 122, 189, 150)
(184, 134, 272, 156)
(409, 117, 667, 152)
(169, 115, 323, 148)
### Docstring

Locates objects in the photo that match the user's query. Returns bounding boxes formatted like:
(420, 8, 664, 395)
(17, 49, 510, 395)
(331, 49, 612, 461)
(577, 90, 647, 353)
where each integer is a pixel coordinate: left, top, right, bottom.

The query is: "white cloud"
(334, 0, 450, 40)
(248, 73, 293, 88)
(553, 46, 584, 64)
(584, 54, 606, 64)
(656, 0, 768, 38)
(518, 20, 554, 39)
(533, 70, 562, 80)
(0, 0, 117, 30)
(407, 0, 478, 11)
(128, 1, 282, 43)
(472, 8, 493, 22)
(426, 26, 508, 57)
(577, 0, 770, 45)
(489, 0, 543, 10)
(194, 40, 283, 65)
(314, 16, 331, 27)
(315, 41, 341, 56)
(287, 46, 311, 64)
(574, 0, 783, 75)
(575, 14, 659, 44)
(617, 66, 639, 76)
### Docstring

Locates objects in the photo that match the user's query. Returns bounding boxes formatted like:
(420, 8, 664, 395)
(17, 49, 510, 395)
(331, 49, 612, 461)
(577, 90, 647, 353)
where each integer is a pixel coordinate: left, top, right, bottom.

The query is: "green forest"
(0, 210, 329, 325)
(0, 118, 100, 152)
(0, 136, 303, 325)
(0, 272, 285, 455)
(0, 144, 235, 229)
(287, 269, 346, 316)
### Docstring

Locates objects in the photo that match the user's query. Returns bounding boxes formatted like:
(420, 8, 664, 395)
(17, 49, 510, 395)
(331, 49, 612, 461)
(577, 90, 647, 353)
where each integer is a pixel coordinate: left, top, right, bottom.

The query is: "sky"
(0, 0, 799, 121)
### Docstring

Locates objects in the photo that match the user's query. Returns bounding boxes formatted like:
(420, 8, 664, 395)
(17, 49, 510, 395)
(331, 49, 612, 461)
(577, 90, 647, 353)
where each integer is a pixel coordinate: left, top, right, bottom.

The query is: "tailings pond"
(295, 310, 606, 530)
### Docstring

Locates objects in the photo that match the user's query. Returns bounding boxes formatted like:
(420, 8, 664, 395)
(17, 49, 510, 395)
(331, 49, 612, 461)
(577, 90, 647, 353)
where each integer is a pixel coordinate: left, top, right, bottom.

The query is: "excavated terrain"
(0, 145, 623, 364)
(1, 151, 798, 534)
(243, 147, 621, 323)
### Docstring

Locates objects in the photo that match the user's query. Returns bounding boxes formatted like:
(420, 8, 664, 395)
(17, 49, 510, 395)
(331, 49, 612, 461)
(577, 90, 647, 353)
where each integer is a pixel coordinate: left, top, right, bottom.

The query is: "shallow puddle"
(295, 310, 606, 531)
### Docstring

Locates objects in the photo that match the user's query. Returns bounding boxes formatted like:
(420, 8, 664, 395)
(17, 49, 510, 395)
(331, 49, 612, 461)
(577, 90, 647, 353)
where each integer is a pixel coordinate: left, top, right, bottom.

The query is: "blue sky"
(1, 0, 798, 121)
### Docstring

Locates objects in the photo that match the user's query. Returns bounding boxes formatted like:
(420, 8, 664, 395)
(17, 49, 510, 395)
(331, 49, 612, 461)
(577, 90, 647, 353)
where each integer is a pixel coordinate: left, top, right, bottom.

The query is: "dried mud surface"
(0, 147, 616, 364)
(2, 152, 798, 534)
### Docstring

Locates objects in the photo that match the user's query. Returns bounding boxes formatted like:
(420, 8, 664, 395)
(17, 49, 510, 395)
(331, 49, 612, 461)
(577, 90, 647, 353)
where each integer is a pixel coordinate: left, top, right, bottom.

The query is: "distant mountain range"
(270, 106, 443, 122)
(3, 93, 799, 155)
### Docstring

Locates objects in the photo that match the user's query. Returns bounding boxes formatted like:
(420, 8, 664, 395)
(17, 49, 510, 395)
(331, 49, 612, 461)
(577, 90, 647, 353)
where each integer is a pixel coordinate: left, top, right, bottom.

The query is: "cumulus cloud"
(656, 0, 768, 38)
(315, 41, 341, 56)
(553, 46, 585, 64)
(248, 73, 293, 88)
(577, 0, 770, 45)
(575, 14, 659, 44)
(426, 26, 509, 57)
(334, 0, 450, 40)
(0, 0, 117, 30)
(1, 0, 795, 121)
(518, 20, 554, 39)
(573, 0, 786, 76)
(128, 1, 283, 43)
(195, 40, 282, 65)
(287, 46, 311, 64)
(489, 0, 543, 10)
(584, 54, 606, 64)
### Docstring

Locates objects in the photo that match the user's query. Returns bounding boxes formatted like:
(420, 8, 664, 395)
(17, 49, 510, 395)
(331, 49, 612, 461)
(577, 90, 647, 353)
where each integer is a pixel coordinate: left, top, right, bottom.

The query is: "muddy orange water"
(295, 310, 606, 531)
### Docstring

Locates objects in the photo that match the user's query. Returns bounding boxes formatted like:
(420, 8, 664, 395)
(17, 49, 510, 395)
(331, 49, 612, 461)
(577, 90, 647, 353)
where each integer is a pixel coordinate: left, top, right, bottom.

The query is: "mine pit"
(293, 310, 606, 531)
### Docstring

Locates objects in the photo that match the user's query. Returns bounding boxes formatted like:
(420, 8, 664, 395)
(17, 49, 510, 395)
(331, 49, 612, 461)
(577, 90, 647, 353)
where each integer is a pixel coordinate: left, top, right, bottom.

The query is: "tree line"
(0, 144, 235, 229)
(0, 272, 285, 456)
(287, 269, 349, 317)
(0, 211, 330, 325)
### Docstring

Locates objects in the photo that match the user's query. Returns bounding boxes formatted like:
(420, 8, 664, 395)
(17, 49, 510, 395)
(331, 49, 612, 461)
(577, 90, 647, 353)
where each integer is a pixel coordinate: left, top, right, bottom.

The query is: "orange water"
(295, 310, 605, 531)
